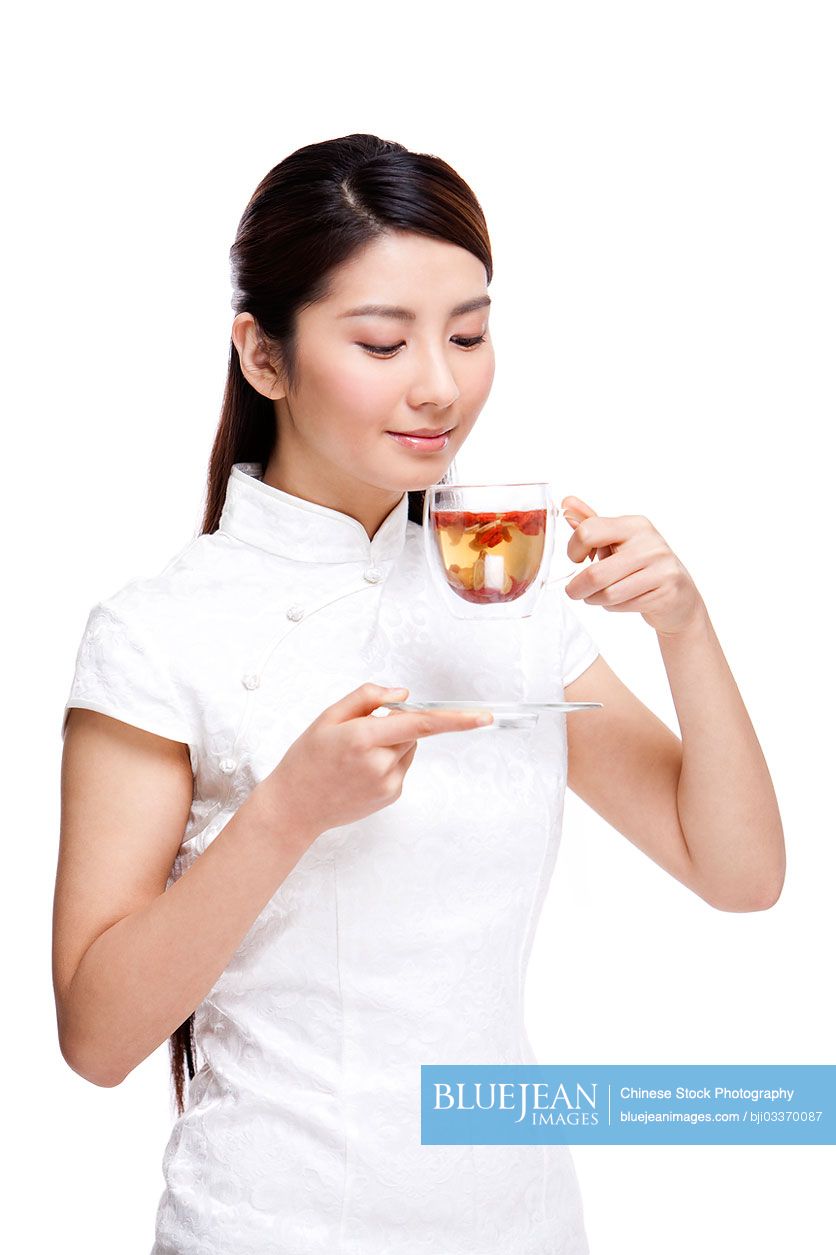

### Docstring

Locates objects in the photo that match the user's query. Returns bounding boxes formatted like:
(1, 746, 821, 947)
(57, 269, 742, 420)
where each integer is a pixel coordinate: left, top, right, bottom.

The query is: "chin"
(404, 467, 455, 492)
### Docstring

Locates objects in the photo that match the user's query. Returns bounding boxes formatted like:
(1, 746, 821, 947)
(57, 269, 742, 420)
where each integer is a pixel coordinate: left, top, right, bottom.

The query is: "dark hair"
(168, 133, 493, 1117)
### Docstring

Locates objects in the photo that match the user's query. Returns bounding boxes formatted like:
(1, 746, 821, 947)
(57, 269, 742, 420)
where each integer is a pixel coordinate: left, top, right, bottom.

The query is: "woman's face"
(239, 229, 495, 532)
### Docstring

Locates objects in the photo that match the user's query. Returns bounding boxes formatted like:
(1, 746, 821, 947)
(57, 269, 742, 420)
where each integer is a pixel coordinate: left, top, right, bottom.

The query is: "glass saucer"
(379, 700, 603, 730)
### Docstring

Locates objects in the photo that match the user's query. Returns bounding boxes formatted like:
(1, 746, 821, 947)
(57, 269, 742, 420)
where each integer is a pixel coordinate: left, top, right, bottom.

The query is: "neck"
(261, 454, 406, 543)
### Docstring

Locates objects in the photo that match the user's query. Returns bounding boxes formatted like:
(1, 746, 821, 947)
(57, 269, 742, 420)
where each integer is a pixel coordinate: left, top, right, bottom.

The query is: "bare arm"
(565, 601, 785, 911)
(53, 686, 488, 1088)
(53, 709, 314, 1088)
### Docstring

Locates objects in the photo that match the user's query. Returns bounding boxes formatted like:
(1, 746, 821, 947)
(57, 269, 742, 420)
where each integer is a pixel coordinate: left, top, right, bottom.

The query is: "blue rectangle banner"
(420, 1065, 836, 1144)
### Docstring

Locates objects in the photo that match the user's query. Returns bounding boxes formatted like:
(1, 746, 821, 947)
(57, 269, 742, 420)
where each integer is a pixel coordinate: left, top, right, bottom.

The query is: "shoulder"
(94, 531, 239, 645)
(64, 535, 233, 748)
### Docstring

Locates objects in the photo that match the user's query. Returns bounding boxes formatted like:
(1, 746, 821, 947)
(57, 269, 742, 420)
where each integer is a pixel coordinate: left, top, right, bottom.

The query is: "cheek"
(310, 353, 399, 424)
(466, 345, 496, 403)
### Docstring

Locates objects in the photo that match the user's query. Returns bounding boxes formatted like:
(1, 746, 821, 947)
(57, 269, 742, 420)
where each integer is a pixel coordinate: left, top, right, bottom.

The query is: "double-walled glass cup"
(422, 482, 593, 620)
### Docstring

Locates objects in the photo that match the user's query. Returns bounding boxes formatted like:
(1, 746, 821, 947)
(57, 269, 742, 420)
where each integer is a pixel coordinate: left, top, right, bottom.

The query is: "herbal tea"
(431, 508, 548, 604)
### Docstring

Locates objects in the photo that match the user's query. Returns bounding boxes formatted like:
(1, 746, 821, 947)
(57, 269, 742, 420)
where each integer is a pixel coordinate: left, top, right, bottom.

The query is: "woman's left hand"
(560, 495, 705, 637)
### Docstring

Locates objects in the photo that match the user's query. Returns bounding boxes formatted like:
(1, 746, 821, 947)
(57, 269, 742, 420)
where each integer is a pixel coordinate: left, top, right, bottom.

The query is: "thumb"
(561, 495, 597, 523)
(560, 496, 600, 561)
(323, 681, 410, 724)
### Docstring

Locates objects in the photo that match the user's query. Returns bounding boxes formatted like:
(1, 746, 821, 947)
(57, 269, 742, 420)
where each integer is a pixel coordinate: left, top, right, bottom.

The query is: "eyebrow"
(337, 295, 491, 321)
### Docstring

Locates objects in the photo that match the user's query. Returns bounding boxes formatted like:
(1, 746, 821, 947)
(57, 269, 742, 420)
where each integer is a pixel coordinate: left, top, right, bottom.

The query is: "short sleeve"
(61, 601, 194, 746)
(560, 594, 601, 686)
(521, 583, 601, 699)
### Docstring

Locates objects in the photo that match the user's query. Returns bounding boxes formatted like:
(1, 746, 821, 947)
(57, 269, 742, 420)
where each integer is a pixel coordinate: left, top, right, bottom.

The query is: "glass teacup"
(422, 482, 593, 620)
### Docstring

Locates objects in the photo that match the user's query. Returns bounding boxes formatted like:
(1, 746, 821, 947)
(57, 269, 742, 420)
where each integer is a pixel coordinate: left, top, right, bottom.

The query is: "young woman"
(54, 133, 785, 1254)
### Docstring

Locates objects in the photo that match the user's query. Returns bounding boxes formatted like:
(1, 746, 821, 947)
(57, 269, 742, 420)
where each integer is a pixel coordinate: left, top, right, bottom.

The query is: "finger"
(566, 515, 646, 563)
(389, 737, 418, 762)
(602, 593, 663, 612)
(367, 707, 493, 744)
(564, 547, 648, 601)
(327, 682, 412, 723)
(572, 567, 662, 607)
(563, 512, 600, 562)
(561, 496, 598, 520)
(398, 741, 418, 769)
(560, 499, 605, 562)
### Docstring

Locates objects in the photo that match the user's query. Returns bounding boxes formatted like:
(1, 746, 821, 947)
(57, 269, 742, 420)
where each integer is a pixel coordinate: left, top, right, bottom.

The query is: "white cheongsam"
(62, 462, 601, 1255)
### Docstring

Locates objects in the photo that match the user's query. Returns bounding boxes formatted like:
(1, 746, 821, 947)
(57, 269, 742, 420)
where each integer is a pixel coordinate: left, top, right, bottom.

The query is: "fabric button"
(286, 604, 305, 621)
(219, 757, 237, 774)
(364, 566, 383, 583)
(242, 673, 260, 690)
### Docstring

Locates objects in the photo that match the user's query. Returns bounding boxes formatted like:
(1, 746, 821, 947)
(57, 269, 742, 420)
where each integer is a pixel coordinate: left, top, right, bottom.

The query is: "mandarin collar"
(218, 462, 411, 564)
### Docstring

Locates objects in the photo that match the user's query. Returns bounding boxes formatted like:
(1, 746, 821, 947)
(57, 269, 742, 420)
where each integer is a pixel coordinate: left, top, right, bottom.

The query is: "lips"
(385, 429, 452, 452)
(387, 428, 452, 437)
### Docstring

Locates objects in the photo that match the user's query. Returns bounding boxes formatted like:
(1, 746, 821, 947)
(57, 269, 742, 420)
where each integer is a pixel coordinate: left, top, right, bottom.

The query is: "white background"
(4, 1, 834, 1251)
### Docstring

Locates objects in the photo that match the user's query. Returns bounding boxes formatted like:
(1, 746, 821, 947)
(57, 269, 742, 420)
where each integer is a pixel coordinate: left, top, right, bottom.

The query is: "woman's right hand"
(256, 683, 492, 842)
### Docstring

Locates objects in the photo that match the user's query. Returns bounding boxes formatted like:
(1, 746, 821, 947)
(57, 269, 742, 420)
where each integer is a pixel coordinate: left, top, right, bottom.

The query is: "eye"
(358, 343, 403, 358)
(358, 334, 487, 359)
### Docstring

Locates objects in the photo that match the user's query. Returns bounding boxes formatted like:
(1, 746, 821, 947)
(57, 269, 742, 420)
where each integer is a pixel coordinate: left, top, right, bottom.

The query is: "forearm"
(656, 598, 785, 910)
(60, 784, 317, 1087)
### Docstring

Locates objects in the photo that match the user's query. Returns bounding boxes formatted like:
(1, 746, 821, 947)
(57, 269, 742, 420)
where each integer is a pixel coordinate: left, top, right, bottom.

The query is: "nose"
(405, 343, 461, 411)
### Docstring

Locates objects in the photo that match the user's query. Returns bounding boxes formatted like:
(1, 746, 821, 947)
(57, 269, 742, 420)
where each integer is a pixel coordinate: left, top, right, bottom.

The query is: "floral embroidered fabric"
(62, 463, 600, 1253)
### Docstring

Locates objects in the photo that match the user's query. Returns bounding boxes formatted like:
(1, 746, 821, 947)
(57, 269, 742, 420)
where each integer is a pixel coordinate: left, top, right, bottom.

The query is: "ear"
(231, 312, 287, 401)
